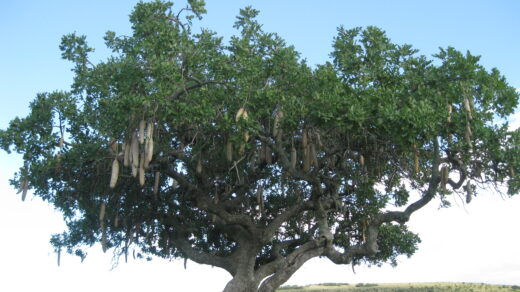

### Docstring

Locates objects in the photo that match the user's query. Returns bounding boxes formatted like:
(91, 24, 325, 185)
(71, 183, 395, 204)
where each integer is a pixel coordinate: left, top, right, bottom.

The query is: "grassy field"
(277, 282, 520, 292)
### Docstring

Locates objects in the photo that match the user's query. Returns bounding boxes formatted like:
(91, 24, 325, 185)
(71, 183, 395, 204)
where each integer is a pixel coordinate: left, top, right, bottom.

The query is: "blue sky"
(1, 1, 520, 291)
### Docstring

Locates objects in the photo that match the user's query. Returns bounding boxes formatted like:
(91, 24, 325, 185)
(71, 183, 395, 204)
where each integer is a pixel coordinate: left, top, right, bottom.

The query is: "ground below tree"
(277, 282, 520, 292)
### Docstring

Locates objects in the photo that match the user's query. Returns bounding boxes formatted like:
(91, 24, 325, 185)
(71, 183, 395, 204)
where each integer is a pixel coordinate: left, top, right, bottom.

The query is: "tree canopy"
(1, 1, 519, 292)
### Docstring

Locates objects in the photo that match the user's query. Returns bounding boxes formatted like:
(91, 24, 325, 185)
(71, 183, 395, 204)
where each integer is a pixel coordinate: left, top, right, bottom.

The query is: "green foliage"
(1, 1, 519, 289)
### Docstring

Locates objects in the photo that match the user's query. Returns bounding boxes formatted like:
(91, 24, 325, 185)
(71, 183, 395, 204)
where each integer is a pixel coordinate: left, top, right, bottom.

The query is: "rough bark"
(257, 239, 327, 292)
(222, 242, 261, 292)
(223, 277, 259, 292)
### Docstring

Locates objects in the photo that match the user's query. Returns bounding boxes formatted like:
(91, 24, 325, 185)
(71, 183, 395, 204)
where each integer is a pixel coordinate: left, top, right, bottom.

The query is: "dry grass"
(278, 282, 520, 292)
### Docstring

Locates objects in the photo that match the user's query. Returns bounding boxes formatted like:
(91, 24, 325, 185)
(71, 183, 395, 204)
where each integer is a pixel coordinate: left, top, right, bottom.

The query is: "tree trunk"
(222, 276, 259, 292)
(222, 242, 262, 292)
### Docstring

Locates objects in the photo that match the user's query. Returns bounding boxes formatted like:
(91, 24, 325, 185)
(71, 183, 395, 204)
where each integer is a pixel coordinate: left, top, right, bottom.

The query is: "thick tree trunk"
(222, 276, 259, 292)
(222, 242, 262, 292)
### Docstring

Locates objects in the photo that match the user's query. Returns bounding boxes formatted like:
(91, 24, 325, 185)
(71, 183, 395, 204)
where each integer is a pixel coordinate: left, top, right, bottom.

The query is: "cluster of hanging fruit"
(230, 106, 327, 174)
(100, 118, 157, 252)
(463, 89, 474, 150)
(300, 129, 320, 172)
(109, 119, 156, 189)
(446, 84, 474, 150)
(222, 107, 251, 164)
(440, 84, 476, 203)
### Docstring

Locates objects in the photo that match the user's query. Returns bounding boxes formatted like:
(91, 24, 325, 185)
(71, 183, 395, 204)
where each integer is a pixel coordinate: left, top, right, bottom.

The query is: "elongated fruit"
(265, 145, 273, 164)
(290, 145, 297, 168)
(310, 142, 318, 168)
(226, 141, 233, 162)
(196, 159, 202, 174)
(146, 122, 154, 140)
(273, 111, 283, 138)
(235, 107, 248, 121)
(139, 152, 145, 186)
(465, 129, 473, 149)
(110, 137, 118, 153)
(99, 202, 106, 221)
(123, 141, 130, 167)
(20, 179, 28, 201)
(131, 133, 139, 170)
(302, 148, 310, 172)
(153, 171, 160, 195)
(302, 131, 310, 172)
(464, 97, 472, 120)
(302, 131, 308, 150)
(114, 213, 120, 228)
(441, 166, 449, 191)
(256, 185, 264, 215)
(235, 107, 245, 121)
(466, 181, 472, 203)
(139, 119, 146, 144)
(144, 122, 154, 166)
(145, 136, 154, 166)
(110, 158, 119, 188)
(131, 163, 138, 178)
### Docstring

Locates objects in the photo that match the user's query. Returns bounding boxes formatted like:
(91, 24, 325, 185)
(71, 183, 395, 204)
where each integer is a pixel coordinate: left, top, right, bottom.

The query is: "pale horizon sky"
(1, 1, 519, 291)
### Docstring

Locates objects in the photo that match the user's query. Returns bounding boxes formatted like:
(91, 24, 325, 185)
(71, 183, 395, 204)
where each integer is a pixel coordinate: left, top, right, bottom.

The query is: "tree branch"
(196, 196, 259, 240)
(257, 237, 327, 292)
(378, 138, 442, 222)
(169, 78, 224, 100)
(170, 234, 236, 275)
(325, 137, 442, 264)
(261, 200, 315, 243)
(161, 164, 198, 197)
(442, 154, 468, 190)
(257, 135, 321, 187)
(161, 216, 236, 275)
